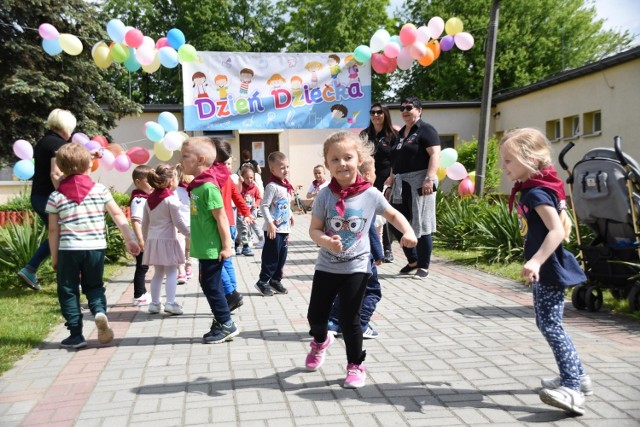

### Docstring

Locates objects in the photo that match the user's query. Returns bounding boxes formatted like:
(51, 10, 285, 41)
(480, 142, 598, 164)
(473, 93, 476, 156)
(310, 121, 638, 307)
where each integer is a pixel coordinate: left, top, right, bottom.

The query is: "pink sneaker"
(177, 274, 187, 285)
(305, 334, 334, 371)
(343, 363, 366, 388)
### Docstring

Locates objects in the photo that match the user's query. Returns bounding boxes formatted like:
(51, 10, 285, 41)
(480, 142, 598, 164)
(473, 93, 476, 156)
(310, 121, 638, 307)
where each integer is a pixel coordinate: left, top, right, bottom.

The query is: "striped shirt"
(45, 183, 114, 250)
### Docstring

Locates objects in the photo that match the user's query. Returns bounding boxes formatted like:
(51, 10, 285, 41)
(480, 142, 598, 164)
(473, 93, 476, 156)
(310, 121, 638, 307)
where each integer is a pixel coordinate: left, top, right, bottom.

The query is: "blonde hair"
(47, 108, 77, 137)
(500, 128, 572, 240)
(147, 164, 175, 190)
(55, 142, 91, 175)
(359, 157, 374, 175)
(175, 163, 193, 185)
(182, 137, 216, 167)
(268, 151, 288, 165)
(322, 131, 374, 167)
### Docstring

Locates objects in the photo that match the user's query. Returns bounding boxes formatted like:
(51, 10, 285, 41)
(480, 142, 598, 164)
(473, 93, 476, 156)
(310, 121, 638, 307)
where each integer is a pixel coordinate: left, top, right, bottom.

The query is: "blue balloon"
(14, 159, 35, 180)
(158, 112, 179, 132)
(123, 48, 141, 72)
(158, 47, 179, 68)
(166, 28, 186, 50)
(106, 19, 127, 43)
(145, 122, 165, 142)
(42, 38, 62, 55)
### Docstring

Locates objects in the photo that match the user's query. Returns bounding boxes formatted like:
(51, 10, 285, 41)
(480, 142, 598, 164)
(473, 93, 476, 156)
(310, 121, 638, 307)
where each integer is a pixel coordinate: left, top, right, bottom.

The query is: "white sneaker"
(255, 239, 265, 249)
(541, 374, 593, 396)
(148, 302, 162, 314)
(539, 386, 585, 415)
(94, 312, 114, 344)
(133, 292, 151, 306)
(164, 302, 183, 315)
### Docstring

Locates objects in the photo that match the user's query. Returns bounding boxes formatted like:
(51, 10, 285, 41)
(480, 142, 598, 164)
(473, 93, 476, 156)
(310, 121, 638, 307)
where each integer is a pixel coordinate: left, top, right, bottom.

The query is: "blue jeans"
(533, 281, 585, 391)
(390, 227, 433, 269)
(222, 226, 237, 295)
(198, 259, 231, 325)
(329, 261, 381, 331)
(26, 194, 52, 271)
(258, 232, 288, 282)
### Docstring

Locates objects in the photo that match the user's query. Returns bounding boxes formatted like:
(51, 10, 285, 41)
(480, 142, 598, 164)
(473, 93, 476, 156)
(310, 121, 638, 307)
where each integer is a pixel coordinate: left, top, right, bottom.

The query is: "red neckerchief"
(187, 167, 218, 195)
(241, 181, 256, 195)
(147, 188, 173, 210)
(269, 175, 294, 194)
(312, 178, 326, 191)
(328, 176, 371, 217)
(129, 188, 149, 206)
(57, 174, 95, 204)
(178, 182, 189, 189)
(209, 162, 230, 187)
(508, 166, 566, 212)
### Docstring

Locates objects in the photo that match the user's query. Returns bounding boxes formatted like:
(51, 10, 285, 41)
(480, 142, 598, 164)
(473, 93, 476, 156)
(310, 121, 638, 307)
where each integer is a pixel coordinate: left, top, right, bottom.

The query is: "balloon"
(427, 16, 445, 39)
(454, 32, 475, 51)
(124, 48, 141, 72)
(110, 42, 129, 63)
(440, 35, 455, 52)
(13, 139, 33, 160)
(155, 37, 169, 49)
(92, 41, 112, 69)
(91, 135, 109, 147)
(353, 45, 372, 63)
(42, 38, 62, 55)
(127, 146, 150, 164)
(85, 140, 101, 151)
(158, 111, 179, 132)
(396, 47, 413, 70)
(440, 147, 458, 168)
(166, 28, 186, 50)
(178, 44, 197, 62)
(458, 177, 475, 196)
(399, 23, 417, 46)
(371, 53, 390, 74)
(59, 33, 83, 55)
(417, 48, 435, 66)
(370, 29, 390, 52)
(446, 162, 468, 181)
(99, 149, 115, 171)
(114, 153, 132, 172)
(141, 36, 155, 50)
(409, 42, 427, 60)
(141, 53, 161, 73)
(436, 166, 447, 181)
(427, 40, 441, 60)
(158, 46, 179, 68)
(383, 42, 401, 59)
(105, 143, 124, 156)
(389, 35, 403, 47)
(467, 171, 476, 183)
(153, 141, 173, 161)
(163, 131, 184, 151)
(124, 28, 144, 49)
(91, 158, 99, 172)
(415, 25, 431, 43)
(106, 19, 127, 43)
(120, 26, 134, 46)
(384, 57, 397, 73)
(445, 17, 464, 35)
(38, 23, 59, 40)
(135, 45, 156, 66)
(72, 133, 90, 145)
(14, 160, 35, 180)
(146, 122, 165, 142)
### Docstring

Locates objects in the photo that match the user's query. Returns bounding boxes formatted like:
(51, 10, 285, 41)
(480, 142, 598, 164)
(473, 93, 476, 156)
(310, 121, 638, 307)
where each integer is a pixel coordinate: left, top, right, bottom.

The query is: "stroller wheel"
(571, 285, 587, 310)
(628, 284, 640, 312)
(585, 286, 603, 312)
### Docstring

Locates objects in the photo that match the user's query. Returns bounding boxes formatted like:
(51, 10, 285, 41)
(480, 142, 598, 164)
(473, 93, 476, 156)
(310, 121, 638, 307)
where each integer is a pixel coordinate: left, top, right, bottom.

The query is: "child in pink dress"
(142, 164, 190, 315)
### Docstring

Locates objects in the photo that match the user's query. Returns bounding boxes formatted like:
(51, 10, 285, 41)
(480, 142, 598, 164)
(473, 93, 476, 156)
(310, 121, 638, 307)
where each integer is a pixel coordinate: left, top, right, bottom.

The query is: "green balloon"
(111, 43, 129, 63)
(178, 44, 197, 62)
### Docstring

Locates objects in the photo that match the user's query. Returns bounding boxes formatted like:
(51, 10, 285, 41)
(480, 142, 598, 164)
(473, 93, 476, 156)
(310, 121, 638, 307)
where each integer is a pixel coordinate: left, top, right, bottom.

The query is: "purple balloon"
(85, 140, 101, 151)
(72, 132, 90, 145)
(440, 35, 455, 52)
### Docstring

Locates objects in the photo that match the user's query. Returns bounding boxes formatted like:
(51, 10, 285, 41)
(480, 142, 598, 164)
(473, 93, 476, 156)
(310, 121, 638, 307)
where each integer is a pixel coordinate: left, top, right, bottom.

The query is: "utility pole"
(475, 0, 500, 196)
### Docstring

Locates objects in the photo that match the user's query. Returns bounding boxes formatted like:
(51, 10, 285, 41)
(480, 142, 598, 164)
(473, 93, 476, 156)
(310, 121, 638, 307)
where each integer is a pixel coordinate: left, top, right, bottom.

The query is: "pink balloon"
(399, 24, 417, 46)
(38, 23, 59, 40)
(427, 16, 445, 39)
(155, 37, 170, 49)
(446, 162, 468, 181)
(13, 139, 33, 160)
(454, 32, 475, 51)
(409, 42, 427, 60)
(396, 48, 413, 70)
(458, 177, 475, 196)
(127, 146, 150, 165)
(371, 53, 389, 74)
(99, 149, 115, 171)
(124, 29, 144, 49)
(440, 35, 455, 52)
(383, 42, 401, 59)
(114, 153, 132, 172)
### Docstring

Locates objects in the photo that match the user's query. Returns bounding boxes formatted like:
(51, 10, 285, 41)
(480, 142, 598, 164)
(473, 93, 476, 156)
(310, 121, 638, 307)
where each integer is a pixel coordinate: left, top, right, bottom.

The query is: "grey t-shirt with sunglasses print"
(312, 186, 389, 274)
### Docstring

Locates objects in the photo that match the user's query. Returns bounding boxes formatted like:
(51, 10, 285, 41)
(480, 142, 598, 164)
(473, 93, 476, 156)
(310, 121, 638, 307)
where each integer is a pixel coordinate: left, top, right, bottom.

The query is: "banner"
(182, 52, 371, 131)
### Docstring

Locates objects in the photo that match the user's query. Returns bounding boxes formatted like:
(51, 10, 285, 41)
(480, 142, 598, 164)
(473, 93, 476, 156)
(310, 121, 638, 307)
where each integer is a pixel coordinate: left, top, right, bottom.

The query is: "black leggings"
(307, 270, 369, 364)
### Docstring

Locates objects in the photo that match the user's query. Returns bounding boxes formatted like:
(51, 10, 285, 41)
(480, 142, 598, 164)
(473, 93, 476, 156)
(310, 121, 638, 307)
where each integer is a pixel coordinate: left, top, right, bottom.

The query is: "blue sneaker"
(18, 268, 40, 291)
(328, 320, 342, 337)
(362, 325, 379, 340)
(60, 334, 87, 349)
(203, 321, 239, 344)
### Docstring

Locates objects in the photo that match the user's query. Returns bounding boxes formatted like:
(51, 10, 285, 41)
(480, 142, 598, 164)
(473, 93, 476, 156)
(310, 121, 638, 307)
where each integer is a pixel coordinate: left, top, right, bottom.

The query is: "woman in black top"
(385, 97, 441, 279)
(360, 102, 397, 262)
(18, 109, 77, 291)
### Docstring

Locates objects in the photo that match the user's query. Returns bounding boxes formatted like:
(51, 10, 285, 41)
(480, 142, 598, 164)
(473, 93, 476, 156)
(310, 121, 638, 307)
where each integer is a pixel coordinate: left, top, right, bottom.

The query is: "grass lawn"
(0, 260, 128, 375)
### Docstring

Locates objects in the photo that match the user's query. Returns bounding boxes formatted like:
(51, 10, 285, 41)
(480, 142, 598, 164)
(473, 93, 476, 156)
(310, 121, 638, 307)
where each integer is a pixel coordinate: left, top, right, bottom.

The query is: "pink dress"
(141, 194, 190, 266)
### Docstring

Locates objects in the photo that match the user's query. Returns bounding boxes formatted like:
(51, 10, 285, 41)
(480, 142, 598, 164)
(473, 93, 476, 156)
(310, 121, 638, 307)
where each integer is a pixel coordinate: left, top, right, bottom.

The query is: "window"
(583, 110, 602, 135)
(562, 115, 580, 138)
(439, 134, 456, 150)
(546, 120, 561, 141)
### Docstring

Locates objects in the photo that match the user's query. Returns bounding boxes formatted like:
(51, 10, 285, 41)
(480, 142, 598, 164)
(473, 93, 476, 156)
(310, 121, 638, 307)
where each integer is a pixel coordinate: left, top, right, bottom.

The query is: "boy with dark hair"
(130, 165, 152, 306)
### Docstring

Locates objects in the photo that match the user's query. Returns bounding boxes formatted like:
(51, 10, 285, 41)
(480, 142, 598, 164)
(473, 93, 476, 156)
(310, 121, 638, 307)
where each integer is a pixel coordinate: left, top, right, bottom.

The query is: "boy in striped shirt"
(46, 143, 140, 349)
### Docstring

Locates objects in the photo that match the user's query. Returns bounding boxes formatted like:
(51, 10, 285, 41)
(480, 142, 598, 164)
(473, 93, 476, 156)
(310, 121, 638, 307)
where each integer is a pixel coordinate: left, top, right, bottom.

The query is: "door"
(239, 133, 280, 183)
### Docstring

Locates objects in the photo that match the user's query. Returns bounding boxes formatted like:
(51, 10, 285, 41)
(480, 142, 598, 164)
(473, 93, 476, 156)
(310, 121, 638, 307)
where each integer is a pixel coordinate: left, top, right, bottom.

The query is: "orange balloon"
(105, 143, 124, 156)
(427, 40, 441, 60)
(418, 48, 435, 66)
(91, 158, 99, 172)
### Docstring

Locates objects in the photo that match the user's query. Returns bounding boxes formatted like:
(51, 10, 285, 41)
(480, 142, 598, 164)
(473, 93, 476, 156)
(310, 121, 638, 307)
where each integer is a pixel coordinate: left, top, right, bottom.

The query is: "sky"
(387, 0, 640, 46)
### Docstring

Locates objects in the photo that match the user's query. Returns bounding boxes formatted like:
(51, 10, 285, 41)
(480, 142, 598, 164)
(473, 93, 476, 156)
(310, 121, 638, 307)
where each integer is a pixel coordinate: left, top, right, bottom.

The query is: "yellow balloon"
(436, 166, 447, 181)
(468, 171, 476, 182)
(445, 17, 464, 35)
(92, 42, 112, 69)
(59, 33, 83, 55)
(142, 52, 161, 73)
(153, 141, 173, 161)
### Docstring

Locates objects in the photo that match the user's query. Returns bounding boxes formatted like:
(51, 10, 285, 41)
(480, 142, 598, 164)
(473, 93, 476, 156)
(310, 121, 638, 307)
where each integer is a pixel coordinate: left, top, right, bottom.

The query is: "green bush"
(0, 191, 32, 212)
(0, 217, 46, 273)
(472, 197, 524, 263)
(456, 137, 501, 193)
(110, 188, 131, 207)
(435, 192, 488, 251)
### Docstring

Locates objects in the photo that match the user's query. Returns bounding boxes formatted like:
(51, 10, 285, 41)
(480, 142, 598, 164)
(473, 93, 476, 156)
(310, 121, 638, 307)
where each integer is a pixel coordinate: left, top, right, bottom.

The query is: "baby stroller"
(559, 136, 640, 312)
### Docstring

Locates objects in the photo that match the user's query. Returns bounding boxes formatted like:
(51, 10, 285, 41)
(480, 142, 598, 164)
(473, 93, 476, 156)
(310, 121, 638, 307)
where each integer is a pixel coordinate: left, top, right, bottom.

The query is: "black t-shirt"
(518, 187, 586, 286)
(391, 119, 440, 174)
(360, 128, 394, 190)
(31, 131, 67, 197)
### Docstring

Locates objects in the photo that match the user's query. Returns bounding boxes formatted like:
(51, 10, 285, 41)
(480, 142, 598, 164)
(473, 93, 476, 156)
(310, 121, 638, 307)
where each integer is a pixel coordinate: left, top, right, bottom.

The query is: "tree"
(391, 0, 633, 101)
(0, 0, 141, 162)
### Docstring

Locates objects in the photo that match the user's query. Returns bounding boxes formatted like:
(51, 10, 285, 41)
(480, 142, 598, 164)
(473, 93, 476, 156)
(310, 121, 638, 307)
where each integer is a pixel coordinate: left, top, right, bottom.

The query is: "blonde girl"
(500, 128, 590, 415)
(306, 131, 417, 388)
(142, 164, 190, 315)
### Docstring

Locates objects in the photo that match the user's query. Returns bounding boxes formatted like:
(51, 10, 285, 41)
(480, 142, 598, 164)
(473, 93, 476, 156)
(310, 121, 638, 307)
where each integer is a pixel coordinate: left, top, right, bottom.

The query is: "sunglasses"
(399, 105, 415, 112)
(369, 110, 384, 116)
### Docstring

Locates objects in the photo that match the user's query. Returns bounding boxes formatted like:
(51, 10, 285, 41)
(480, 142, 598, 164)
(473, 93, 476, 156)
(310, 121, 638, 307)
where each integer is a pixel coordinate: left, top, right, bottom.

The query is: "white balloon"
(163, 131, 184, 151)
(454, 32, 475, 51)
(397, 47, 413, 70)
(427, 16, 445, 39)
(416, 25, 431, 43)
(369, 29, 391, 53)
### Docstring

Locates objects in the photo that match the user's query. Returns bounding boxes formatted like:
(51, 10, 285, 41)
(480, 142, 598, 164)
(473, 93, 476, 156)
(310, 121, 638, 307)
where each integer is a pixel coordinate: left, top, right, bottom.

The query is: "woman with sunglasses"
(385, 97, 441, 279)
(360, 103, 397, 262)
